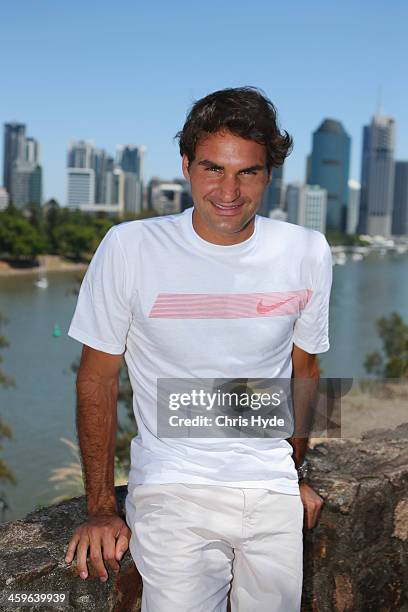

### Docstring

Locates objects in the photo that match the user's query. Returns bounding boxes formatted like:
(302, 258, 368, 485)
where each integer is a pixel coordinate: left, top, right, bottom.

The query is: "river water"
(0, 250, 407, 522)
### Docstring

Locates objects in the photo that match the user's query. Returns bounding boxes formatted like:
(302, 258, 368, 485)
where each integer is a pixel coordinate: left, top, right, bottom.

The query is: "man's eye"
(206, 167, 222, 173)
(240, 170, 257, 175)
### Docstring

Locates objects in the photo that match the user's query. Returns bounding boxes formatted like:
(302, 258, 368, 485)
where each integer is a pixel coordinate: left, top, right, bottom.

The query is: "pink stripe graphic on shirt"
(148, 289, 313, 319)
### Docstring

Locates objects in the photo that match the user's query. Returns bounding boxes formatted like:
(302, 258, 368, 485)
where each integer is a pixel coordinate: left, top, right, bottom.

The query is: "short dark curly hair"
(175, 86, 293, 171)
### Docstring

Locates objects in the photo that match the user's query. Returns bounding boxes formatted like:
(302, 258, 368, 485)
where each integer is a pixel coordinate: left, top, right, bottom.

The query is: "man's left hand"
(299, 481, 324, 529)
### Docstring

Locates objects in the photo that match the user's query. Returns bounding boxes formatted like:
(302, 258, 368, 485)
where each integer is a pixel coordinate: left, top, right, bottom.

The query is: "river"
(0, 250, 407, 522)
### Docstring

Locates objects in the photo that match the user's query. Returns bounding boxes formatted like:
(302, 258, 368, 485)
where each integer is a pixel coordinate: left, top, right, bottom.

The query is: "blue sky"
(1, 0, 407, 205)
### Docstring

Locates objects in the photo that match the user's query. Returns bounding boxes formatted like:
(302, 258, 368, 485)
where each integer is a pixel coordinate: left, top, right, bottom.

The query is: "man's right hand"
(65, 514, 132, 582)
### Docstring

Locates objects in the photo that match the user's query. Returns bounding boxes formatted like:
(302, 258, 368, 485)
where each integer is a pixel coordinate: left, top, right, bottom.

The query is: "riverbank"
(310, 381, 408, 448)
(0, 255, 88, 276)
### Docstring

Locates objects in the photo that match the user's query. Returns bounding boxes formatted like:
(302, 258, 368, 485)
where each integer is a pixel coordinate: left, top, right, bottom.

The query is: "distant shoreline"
(0, 255, 88, 277)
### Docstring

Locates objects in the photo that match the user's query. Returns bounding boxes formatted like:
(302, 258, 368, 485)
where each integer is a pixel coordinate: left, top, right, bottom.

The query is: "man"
(65, 87, 332, 611)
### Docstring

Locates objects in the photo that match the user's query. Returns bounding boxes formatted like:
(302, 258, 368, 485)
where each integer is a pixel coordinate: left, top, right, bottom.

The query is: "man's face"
(182, 130, 270, 245)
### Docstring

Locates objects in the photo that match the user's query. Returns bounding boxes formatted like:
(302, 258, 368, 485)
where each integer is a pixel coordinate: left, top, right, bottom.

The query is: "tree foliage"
(0, 203, 157, 264)
(70, 353, 136, 472)
(364, 312, 408, 378)
(326, 230, 370, 247)
(116, 366, 138, 470)
(53, 224, 98, 261)
(0, 312, 16, 486)
(0, 212, 44, 260)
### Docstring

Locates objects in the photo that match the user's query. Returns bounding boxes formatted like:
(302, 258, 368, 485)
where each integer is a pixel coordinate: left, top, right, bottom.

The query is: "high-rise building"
(122, 172, 143, 215)
(116, 145, 144, 175)
(286, 183, 301, 225)
(3, 122, 26, 193)
(3, 123, 43, 207)
(392, 161, 408, 236)
(112, 169, 126, 214)
(151, 182, 183, 215)
(305, 154, 311, 184)
(309, 119, 350, 231)
(104, 157, 116, 204)
(259, 165, 284, 217)
(0, 187, 9, 211)
(66, 140, 146, 215)
(173, 178, 194, 211)
(24, 137, 39, 165)
(74, 168, 125, 216)
(67, 140, 115, 206)
(358, 114, 396, 236)
(93, 148, 108, 204)
(10, 160, 42, 207)
(67, 168, 95, 207)
(286, 183, 327, 234)
(116, 145, 145, 215)
(269, 208, 287, 222)
(67, 140, 95, 207)
(147, 177, 162, 210)
(67, 140, 95, 169)
(346, 179, 361, 235)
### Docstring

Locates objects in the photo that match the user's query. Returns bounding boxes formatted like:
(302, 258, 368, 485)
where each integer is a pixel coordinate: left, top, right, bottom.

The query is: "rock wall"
(0, 423, 407, 612)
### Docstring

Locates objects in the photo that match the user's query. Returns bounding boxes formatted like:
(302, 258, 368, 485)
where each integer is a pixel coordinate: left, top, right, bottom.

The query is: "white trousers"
(125, 483, 304, 612)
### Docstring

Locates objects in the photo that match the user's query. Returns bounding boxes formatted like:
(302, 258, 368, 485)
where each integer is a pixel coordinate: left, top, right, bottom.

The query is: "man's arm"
(76, 344, 121, 515)
(65, 345, 131, 581)
(287, 344, 320, 468)
(287, 343, 324, 529)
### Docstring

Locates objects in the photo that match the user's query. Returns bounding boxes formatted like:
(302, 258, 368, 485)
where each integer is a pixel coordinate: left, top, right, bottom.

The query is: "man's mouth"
(211, 202, 244, 210)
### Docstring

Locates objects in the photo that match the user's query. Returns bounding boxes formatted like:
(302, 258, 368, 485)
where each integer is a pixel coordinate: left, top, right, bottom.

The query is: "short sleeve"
(292, 236, 333, 354)
(68, 227, 132, 354)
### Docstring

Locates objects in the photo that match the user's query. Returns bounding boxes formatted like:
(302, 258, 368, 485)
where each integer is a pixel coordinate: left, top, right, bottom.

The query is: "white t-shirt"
(68, 206, 332, 495)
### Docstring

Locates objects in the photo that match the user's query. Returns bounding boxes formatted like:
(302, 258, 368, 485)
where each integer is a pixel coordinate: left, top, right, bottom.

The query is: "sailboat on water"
(35, 275, 48, 289)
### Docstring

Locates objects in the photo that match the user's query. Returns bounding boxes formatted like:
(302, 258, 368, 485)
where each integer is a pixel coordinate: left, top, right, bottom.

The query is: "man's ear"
(267, 167, 273, 184)
(182, 155, 191, 181)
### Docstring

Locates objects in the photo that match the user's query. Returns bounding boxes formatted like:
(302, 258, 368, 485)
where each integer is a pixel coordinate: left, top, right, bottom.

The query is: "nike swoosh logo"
(256, 297, 295, 314)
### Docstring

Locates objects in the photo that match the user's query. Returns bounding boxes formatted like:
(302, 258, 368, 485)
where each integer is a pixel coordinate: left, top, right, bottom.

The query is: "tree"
(24, 202, 48, 251)
(0, 212, 43, 261)
(123, 209, 158, 221)
(92, 216, 115, 241)
(364, 312, 408, 378)
(116, 366, 138, 469)
(43, 199, 61, 254)
(53, 223, 98, 261)
(0, 312, 16, 487)
(325, 230, 370, 247)
(49, 437, 127, 503)
(68, 247, 136, 470)
(70, 353, 137, 472)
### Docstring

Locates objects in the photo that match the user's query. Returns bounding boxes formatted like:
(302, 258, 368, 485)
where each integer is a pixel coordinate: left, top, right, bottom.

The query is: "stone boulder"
(0, 423, 407, 611)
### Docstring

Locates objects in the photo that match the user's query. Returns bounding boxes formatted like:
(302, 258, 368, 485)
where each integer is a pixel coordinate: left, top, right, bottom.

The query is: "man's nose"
(218, 174, 240, 202)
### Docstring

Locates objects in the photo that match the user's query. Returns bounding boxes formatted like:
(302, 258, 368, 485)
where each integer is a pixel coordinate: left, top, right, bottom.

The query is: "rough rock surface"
(0, 423, 407, 611)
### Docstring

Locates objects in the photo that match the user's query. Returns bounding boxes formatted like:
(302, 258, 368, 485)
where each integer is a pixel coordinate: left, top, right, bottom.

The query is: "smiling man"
(185, 131, 267, 243)
(65, 87, 332, 612)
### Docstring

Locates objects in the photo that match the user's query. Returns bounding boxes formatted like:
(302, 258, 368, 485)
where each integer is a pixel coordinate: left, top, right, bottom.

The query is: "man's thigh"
(125, 484, 237, 612)
(230, 489, 304, 612)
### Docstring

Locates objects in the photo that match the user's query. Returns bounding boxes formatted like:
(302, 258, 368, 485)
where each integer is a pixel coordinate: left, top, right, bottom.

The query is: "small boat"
(35, 276, 48, 289)
(52, 324, 61, 338)
(333, 252, 347, 266)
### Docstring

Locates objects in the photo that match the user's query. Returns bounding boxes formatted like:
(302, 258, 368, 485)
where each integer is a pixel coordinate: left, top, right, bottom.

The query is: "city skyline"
(1, 109, 403, 207)
(66, 140, 145, 215)
(1, 1, 407, 204)
(2, 108, 406, 238)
